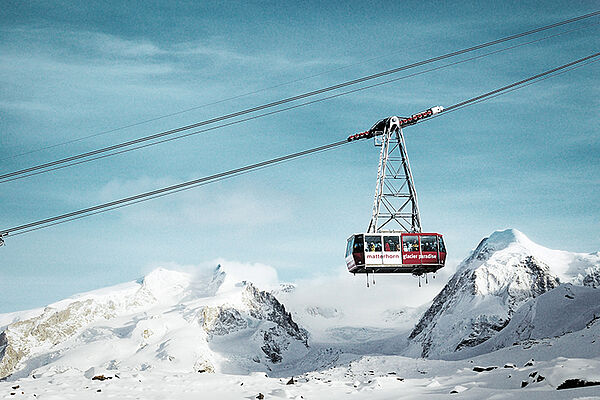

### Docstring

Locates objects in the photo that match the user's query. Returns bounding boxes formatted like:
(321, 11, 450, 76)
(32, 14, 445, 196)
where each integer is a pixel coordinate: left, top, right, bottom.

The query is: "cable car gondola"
(346, 232, 446, 275)
(345, 107, 447, 278)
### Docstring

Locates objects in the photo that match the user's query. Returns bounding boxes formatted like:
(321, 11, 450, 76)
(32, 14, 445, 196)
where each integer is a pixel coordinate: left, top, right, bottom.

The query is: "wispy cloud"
(0, 26, 352, 121)
(95, 176, 295, 228)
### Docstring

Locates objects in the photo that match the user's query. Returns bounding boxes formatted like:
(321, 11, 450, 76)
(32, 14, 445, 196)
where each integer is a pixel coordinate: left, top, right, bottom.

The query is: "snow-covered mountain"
(0, 266, 308, 380)
(2, 229, 600, 398)
(407, 229, 600, 358)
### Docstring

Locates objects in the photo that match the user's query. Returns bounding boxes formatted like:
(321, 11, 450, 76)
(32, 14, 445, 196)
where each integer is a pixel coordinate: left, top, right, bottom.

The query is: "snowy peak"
(140, 268, 191, 300)
(464, 229, 600, 285)
(475, 228, 532, 253)
(463, 229, 541, 271)
(408, 229, 599, 358)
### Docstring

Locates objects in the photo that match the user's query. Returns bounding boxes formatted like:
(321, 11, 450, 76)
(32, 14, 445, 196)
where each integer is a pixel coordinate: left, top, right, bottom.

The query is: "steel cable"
(1, 51, 598, 238)
(1, 11, 598, 182)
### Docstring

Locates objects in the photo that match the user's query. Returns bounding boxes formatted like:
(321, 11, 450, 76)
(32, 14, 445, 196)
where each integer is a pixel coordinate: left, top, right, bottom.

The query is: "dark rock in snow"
(92, 375, 112, 381)
(473, 366, 497, 372)
(583, 269, 600, 288)
(556, 379, 600, 390)
(243, 284, 309, 346)
(201, 306, 248, 337)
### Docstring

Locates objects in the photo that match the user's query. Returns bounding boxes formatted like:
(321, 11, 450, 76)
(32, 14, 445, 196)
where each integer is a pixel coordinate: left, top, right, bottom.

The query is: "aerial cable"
(355, 51, 599, 140)
(4, 14, 597, 163)
(0, 141, 348, 237)
(1, 19, 519, 164)
(5, 26, 594, 184)
(6, 143, 347, 237)
(2, 22, 598, 184)
(432, 58, 600, 117)
(1, 11, 598, 182)
(1, 51, 598, 240)
(443, 53, 600, 112)
(0, 39, 415, 163)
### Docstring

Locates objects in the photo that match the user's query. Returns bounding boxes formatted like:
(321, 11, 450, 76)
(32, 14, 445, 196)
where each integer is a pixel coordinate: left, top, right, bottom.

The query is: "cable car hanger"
(344, 106, 447, 287)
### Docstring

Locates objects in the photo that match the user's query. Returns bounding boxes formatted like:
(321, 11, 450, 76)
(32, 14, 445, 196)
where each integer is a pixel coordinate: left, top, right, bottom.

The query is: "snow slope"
(408, 229, 600, 358)
(445, 283, 600, 360)
(1, 317, 599, 399)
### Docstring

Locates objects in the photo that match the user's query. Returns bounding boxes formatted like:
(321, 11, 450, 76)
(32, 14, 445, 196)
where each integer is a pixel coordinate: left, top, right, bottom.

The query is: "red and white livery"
(346, 232, 446, 275)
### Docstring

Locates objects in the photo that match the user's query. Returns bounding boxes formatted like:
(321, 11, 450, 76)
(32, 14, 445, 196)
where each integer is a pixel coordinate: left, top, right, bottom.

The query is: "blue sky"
(1, 1, 599, 312)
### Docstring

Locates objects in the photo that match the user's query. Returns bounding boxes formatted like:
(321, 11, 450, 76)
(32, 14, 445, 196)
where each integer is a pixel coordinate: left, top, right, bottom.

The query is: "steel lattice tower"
(367, 126, 421, 233)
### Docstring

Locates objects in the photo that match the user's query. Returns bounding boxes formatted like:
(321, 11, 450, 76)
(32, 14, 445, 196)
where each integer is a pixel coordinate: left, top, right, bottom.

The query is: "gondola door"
(364, 234, 383, 267)
(420, 235, 440, 265)
(401, 234, 421, 265)
(382, 234, 401, 266)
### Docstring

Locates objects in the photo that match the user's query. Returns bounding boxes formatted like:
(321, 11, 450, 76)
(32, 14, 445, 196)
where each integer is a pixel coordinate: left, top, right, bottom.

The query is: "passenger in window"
(385, 241, 391, 251)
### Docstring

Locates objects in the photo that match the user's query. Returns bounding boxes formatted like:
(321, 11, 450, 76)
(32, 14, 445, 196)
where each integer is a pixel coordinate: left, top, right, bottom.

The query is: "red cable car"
(345, 232, 446, 275)
(345, 106, 447, 279)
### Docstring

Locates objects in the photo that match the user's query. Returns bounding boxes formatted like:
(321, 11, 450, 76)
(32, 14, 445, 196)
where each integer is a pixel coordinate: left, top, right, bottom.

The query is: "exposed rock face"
(260, 326, 295, 363)
(201, 307, 248, 338)
(242, 284, 308, 348)
(445, 284, 600, 360)
(304, 306, 342, 319)
(409, 230, 561, 358)
(198, 283, 308, 364)
(582, 268, 600, 288)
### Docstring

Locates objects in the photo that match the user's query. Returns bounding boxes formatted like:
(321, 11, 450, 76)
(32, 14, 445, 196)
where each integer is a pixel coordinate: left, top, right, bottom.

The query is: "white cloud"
(95, 176, 295, 228)
(142, 259, 280, 294)
(141, 258, 447, 329)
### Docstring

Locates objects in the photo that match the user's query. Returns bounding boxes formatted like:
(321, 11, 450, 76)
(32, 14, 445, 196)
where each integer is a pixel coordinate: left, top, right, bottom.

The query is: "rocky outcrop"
(242, 284, 309, 347)
(201, 307, 248, 338)
(0, 299, 122, 379)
